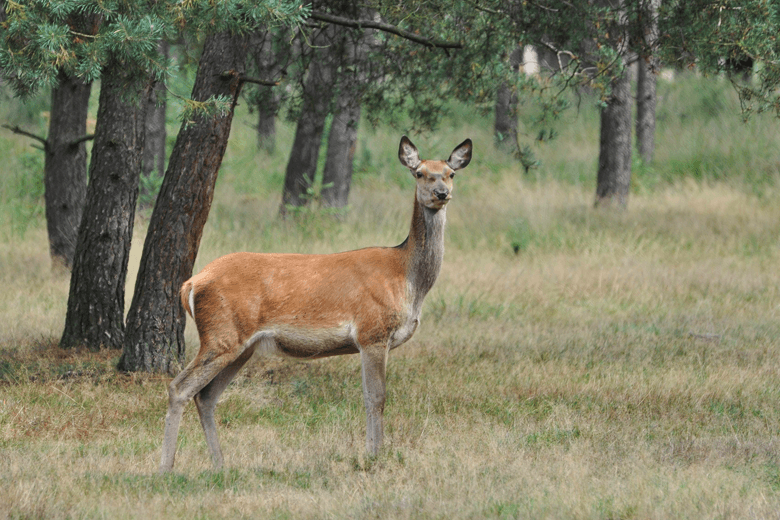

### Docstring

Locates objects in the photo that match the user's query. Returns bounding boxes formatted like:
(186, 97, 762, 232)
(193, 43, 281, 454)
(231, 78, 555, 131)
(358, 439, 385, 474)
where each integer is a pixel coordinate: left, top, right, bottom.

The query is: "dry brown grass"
(3, 175, 780, 519)
(4, 78, 780, 517)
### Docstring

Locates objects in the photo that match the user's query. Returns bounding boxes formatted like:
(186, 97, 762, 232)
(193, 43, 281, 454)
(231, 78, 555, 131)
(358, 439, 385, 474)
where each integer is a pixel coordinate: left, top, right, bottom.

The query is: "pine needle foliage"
(0, 0, 307, 103)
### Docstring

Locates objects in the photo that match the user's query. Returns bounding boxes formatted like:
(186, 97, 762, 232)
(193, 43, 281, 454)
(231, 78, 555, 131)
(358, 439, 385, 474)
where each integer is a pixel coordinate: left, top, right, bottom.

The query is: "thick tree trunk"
(140, 41, 169, 206)
(44, 71, 91, 271)
(281, 39, 336, 214)
(60, 57, 149, 350)
(595, 62, 633, 208)
(119, 32, 248, 373)
(321, 97, 360, 208)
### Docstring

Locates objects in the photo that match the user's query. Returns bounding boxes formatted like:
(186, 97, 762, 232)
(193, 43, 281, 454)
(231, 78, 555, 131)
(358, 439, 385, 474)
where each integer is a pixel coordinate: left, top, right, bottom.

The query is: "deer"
(159, 135, 473, 473)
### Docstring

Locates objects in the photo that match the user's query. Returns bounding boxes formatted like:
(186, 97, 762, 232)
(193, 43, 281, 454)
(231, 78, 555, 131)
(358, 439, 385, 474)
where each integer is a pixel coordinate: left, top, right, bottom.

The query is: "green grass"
(3, 71, 780, 518)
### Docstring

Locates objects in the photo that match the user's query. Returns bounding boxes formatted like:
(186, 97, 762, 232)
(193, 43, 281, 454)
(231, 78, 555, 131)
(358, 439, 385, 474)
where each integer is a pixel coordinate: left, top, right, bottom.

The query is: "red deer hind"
(159, 135, 473, 472)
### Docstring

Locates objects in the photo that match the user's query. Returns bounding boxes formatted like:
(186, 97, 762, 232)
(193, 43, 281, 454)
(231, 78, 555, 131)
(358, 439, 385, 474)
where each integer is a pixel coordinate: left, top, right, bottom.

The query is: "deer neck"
(403, 193, 447, 307)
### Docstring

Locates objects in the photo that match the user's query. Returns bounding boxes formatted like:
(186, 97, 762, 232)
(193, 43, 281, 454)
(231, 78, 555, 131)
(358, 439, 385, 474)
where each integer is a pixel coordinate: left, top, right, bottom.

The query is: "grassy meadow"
(3, 73, 780, 518)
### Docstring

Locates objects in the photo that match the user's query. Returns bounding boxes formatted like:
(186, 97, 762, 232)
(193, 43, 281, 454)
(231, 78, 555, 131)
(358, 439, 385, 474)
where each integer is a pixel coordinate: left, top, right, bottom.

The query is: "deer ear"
(398, 136, 421, 170)
(447, 138, 472, 171)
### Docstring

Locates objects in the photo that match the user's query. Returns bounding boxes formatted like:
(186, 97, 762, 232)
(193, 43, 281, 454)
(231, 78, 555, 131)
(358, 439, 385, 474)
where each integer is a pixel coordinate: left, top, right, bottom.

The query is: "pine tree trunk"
(60, 57, 149, 350)
(636, 58, 656, 164)
(494, 82, 518, 152)
(321, 97, 360, 208)
(250, 30, 282, 154)
(320, 21, 373, 209)
(140, 40, 168, 206)
(119, 32, 248, 373)
(494, 47, 522, 153)
(281, 39, 336, 214)
(257, 102, 277, 154)
(636, 0, 660, 164)
(44, 71, 91, 271)
(595, 62, 633, 208)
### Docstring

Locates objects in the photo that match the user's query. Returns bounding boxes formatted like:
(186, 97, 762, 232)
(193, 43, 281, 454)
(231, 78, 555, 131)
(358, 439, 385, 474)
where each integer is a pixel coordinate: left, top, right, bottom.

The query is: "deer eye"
(415, 171, 423, 178)
(449, 172, 456, 179)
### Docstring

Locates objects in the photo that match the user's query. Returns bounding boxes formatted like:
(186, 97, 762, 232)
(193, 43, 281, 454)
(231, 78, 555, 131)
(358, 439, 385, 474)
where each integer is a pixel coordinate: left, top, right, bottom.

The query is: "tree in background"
(636, 0, 661, 165)
(1, 2, 167, 349)
(43, 72, 92, 271)
(281, 8, 378, 213)
(494, 47, 523, 155)
(321, 12, 376, 209)
(594, 1, 633, 208)
(140, 40, 170, 208)
(1, 9, 100, 271)
(661, 0, 780, 116)
(280, 25, 338, 213)
(247, 28, 292, 154)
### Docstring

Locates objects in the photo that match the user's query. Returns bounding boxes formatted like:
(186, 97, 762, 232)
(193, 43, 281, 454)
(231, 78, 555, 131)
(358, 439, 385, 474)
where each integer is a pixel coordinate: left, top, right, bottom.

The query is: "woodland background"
(3, 1, 780, 518)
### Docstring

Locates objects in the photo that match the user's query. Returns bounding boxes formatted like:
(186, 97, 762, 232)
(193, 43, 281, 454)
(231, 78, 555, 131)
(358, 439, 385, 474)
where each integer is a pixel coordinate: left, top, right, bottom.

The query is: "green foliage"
(662, 0, 780, 118)
(0, 0, 307, 102)
(138, 171, 164, 209)
(282, 181, 348, 238)
(5, 151, 45, 237)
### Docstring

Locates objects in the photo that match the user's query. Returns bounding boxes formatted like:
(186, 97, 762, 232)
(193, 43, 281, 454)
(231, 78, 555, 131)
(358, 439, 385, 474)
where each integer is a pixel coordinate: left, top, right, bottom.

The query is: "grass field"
(2, 73, 780, 518)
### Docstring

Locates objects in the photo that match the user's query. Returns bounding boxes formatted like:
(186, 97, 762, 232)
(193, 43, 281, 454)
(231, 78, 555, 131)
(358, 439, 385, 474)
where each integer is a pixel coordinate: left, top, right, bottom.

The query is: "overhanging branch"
(310, 10, 463, 49)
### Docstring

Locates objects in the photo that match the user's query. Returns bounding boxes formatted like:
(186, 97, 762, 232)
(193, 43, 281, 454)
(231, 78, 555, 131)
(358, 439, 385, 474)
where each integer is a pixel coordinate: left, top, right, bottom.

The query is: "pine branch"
(239, 75, 281, 87)
(2, 124, 48, 150)
(69, 134, 95, 147)
(309, 10, 463, 49)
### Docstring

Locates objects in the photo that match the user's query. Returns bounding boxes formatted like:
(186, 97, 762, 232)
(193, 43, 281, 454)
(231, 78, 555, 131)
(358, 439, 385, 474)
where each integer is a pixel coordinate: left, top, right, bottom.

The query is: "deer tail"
(180, 280, 195, 318)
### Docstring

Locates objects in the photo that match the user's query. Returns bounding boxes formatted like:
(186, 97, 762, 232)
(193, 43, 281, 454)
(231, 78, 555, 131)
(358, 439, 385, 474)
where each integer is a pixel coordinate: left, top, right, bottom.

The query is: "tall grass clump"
(3, 72, 780, 518)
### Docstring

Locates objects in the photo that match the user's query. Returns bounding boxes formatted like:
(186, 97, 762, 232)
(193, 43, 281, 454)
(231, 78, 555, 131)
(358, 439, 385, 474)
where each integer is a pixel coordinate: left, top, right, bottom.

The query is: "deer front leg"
(360, 345, 388, 456)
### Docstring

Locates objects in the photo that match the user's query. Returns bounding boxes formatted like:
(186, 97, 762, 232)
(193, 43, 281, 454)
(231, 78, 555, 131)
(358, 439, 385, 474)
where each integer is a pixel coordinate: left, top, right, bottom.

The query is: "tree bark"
(44, 71, 91, 271)
(636, 57, 656, 164)
(494, 47, 523, 154)
(119, 32, 248, 373)
(280, 34, 336, 214)
(595, 61, 633, 208)
(321, 23, 371, 209)
(321, 95, 360, 208)
(636, 0, 660, 164)
(140, 40, 169, 207)
(60, 57, 149, 350)
(250, 30, 282, 154)
(256, 99, 277, 153)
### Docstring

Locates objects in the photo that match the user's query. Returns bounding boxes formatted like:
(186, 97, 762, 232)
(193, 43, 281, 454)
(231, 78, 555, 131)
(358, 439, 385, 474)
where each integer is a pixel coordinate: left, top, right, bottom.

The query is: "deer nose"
(434, 188, 449, 200)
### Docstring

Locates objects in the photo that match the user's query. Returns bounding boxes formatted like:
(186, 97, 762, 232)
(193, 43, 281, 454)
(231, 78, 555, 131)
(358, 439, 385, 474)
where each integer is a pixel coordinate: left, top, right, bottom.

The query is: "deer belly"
(247, 323, 360, 359)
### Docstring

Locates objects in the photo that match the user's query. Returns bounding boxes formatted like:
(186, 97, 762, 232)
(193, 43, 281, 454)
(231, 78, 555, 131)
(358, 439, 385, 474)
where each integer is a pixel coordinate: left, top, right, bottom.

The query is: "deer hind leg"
(360, 345, 389, 456)
(194, 345, 256, 470)
(159, 349, 244, 473)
